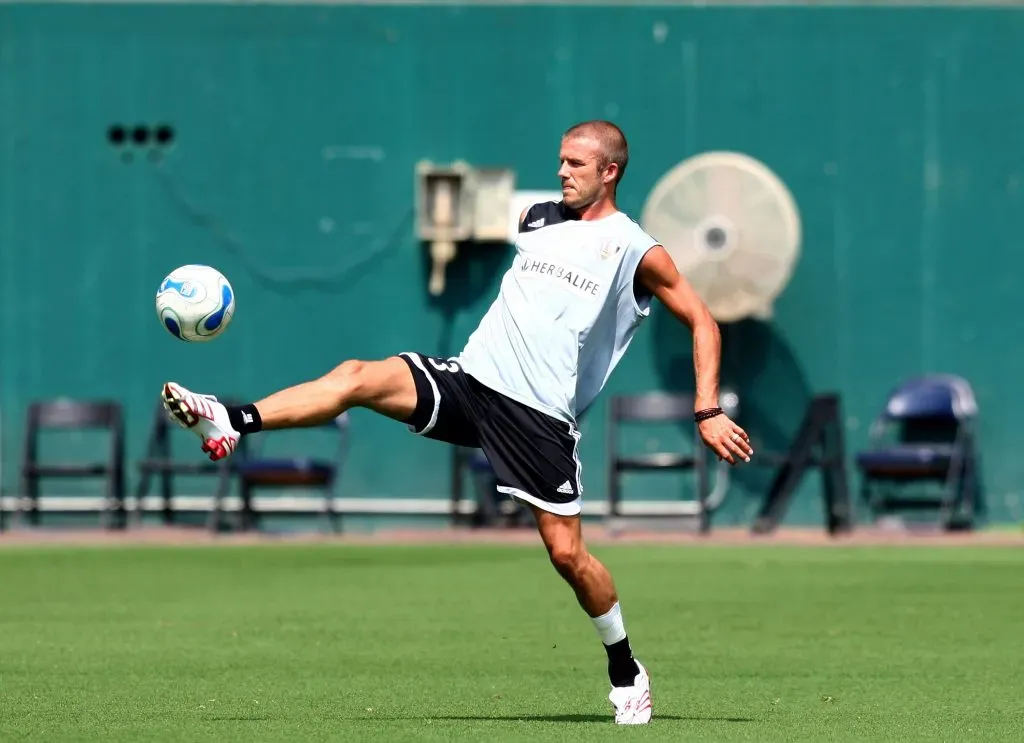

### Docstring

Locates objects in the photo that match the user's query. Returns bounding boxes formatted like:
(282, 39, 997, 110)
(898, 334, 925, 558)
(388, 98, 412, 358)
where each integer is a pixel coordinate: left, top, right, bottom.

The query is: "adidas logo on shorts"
(557, 480, 574, 495)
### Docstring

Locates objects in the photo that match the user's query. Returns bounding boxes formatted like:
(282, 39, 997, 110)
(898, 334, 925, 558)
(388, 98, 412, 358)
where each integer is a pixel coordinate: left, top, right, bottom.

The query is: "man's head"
(558, 120, 629, 211)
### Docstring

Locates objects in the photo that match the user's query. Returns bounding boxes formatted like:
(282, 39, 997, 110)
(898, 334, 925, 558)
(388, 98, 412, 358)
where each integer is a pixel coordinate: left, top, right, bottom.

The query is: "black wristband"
(226, 403, 263, 436)
(694, 407, 723, 422)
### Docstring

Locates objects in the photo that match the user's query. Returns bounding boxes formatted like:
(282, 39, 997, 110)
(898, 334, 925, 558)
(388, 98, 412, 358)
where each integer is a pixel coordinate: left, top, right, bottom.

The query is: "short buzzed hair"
(563, 120, 629, 184)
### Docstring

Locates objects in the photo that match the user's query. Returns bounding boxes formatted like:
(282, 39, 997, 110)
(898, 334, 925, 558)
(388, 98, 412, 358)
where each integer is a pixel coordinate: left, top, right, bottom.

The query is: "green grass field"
(1, 542, 1021, 742)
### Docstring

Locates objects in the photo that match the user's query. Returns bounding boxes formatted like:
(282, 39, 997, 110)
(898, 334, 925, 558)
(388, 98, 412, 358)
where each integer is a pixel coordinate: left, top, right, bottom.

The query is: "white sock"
(591, 601, 627, 646)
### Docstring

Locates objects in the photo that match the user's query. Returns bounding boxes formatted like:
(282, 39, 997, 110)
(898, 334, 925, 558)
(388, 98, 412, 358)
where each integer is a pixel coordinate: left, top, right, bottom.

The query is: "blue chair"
(449, 447, 526, 527)
(233, 412, 350, 532)
(855, 375, 979, 530)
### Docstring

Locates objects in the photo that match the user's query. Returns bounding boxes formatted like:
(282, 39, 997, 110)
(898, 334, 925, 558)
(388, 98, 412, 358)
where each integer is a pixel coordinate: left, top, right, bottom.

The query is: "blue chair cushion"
(237, 458, 335, 486)
(468, 451, 494, 473)
(856, 444, 954, 478)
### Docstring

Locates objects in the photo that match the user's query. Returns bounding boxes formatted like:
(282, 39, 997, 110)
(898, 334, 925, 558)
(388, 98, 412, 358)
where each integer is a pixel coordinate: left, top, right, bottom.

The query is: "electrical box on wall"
(415, 160, 515, 296)
(416, 161, 476, 244)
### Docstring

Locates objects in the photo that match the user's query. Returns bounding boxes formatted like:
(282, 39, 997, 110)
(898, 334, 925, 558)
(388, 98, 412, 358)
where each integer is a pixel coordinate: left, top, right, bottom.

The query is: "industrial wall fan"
(640, 151, 802, 323)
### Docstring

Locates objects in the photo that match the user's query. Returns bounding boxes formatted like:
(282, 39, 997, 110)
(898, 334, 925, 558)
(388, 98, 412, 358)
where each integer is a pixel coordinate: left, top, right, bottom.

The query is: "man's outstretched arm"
(636, 245, 753, 464)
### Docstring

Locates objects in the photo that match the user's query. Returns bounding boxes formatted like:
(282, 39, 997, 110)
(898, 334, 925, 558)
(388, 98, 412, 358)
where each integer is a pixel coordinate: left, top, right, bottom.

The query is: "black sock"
(225, 404, 263, 435)
(604, 636, 640, 687)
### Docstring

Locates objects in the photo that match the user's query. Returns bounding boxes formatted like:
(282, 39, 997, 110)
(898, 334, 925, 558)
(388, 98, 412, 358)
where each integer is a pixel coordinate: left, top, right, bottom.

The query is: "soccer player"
(160, 120, 753, 725)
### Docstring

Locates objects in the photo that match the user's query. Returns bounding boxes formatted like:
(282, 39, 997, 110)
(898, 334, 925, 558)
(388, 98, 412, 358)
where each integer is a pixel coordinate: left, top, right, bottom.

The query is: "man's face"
(558, 135, 614, 209)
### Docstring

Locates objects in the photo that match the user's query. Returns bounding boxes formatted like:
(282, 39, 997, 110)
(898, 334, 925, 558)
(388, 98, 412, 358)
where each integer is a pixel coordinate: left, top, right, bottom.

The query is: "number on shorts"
(428, 357, 461, 373)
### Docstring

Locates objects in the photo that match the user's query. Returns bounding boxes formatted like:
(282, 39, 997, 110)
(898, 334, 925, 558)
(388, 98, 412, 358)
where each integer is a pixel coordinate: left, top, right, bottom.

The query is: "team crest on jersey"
(599, 239, 623, 260)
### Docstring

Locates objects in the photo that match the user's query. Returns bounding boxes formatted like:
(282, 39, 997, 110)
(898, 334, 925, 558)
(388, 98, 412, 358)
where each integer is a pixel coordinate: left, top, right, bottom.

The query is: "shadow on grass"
(201, 712, 757, 724)
(360, 713, 755, 723)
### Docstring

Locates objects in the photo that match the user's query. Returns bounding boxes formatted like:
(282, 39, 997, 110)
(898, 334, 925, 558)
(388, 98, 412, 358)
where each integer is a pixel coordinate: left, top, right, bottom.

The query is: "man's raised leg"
(162, 357, 418, 460)
(530, 505, 652, 725)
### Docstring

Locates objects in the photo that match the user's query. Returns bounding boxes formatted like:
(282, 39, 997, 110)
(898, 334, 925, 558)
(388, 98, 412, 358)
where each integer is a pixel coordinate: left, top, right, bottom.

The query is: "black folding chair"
(607, 392, 710, 532)
(19, 399, 126, 529)
(134, 399, 245, 531)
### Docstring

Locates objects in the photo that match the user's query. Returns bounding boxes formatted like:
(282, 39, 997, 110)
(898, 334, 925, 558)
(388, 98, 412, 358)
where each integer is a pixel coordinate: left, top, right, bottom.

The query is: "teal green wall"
(2, 4, 1023, 526)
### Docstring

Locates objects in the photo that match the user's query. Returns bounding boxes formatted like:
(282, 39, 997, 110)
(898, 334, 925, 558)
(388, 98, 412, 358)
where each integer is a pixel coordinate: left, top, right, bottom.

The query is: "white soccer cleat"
(608, 660, 652, 725)
(161, 382, 240, 462)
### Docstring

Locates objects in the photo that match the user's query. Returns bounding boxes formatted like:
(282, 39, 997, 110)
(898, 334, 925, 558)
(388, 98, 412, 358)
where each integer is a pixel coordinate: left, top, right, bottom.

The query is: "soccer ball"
(155, 264, 236, 342)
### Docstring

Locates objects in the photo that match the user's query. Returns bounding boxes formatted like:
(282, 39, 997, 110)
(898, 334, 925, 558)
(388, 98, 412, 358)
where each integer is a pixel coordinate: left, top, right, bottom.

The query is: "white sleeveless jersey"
(456, 201, 659, 423)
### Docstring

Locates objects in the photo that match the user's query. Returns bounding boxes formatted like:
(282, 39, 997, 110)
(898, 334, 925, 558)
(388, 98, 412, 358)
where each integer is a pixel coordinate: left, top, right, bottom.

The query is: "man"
(160, 120, 753, 725)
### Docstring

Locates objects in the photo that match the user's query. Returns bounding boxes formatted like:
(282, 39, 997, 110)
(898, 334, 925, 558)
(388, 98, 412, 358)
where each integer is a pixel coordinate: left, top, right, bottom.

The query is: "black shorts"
(398, 352, 584, 516)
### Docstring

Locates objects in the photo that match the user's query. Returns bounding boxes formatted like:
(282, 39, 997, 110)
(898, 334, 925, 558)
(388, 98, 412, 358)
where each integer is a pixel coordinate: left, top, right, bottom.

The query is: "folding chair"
(233, 412, 350, 532)
(449, 447, 526, 528)
(134, 399, 244, 531)
(19, 398, 126, 529)
(855, 374, 979, 530)
(606, 392, 710, 532)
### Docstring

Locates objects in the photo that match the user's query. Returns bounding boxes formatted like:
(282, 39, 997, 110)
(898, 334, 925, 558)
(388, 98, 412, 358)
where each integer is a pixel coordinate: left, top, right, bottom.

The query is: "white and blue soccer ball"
(155, 264, 236, 342)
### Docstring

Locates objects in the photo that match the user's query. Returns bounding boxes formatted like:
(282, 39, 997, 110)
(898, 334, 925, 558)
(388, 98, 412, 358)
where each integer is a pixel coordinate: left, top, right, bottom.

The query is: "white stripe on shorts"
(497, 485, 582, 516)
(400, 352, 440, 436)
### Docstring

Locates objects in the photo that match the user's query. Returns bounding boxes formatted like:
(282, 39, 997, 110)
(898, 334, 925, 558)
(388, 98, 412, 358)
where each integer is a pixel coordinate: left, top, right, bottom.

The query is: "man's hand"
(698, 413, 753, 465)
